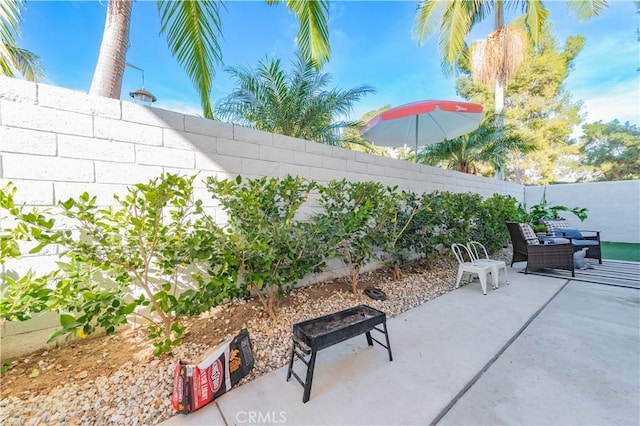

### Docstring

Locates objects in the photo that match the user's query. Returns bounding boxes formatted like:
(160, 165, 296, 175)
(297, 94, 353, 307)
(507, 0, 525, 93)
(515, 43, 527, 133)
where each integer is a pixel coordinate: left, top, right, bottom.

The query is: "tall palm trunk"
(89, 0, 132, 99)
(494, 1, 506, 180)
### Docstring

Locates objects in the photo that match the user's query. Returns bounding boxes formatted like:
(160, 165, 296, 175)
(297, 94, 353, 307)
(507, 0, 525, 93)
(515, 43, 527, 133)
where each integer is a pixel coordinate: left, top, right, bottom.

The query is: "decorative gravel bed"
(0, 249, 510, 425)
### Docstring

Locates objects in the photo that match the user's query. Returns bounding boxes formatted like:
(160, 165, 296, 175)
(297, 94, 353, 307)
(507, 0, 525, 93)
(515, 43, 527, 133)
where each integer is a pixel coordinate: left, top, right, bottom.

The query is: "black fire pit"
(286, 304, 393, 403)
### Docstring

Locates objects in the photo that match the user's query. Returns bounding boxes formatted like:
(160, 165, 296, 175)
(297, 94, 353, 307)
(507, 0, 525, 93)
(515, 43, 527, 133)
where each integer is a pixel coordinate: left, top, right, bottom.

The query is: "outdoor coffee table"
(286, 304, 393, 403)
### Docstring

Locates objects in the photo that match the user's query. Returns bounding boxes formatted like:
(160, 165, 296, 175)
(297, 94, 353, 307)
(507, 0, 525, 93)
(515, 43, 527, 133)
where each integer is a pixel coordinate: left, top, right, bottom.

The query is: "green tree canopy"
(216, 53, 375, 145)
(456, 21, 584, 184)
(577, 120, 640, 181)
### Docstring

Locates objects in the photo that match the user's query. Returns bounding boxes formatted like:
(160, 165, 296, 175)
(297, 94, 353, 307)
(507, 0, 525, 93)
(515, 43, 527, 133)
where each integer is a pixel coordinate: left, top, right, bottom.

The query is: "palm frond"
(267, 0, 330, 68)
(523, 0, 549, 45)
(438, 1, 475, 76)
(566, 0, 609, 22)
(0, 0, 20, 44)
(417, 114, 538, 174)
(341, 133, 382, 154)
(6, 45, 44, 80)
(469, 0, 492, 26)
(471, 25, 527, 87)
(0, 0, 22, 77)
(285, 0, 330, 69)
(412, 0, 443, 45)
(158, 0, 224, 119)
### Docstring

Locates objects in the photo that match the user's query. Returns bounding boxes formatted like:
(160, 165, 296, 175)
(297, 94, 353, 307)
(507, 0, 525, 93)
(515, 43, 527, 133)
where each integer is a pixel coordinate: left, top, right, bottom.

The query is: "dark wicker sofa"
(506, 222, 575, 277)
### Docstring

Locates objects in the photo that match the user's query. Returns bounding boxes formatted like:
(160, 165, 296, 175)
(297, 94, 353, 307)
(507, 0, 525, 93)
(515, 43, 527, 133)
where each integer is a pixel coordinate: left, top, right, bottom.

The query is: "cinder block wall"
(524, 181, 640, 244)
(0, 76, 523, 358)
(0, 76, 523, 271)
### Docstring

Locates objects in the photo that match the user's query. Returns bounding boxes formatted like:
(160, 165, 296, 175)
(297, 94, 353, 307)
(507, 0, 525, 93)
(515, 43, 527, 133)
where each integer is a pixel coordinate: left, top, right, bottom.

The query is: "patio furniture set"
(506, 220, 602, 277)
(451, 220, 602, 295)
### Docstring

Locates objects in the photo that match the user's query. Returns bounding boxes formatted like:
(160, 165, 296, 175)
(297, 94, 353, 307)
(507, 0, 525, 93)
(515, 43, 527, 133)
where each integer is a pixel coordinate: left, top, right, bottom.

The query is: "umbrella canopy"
(360, 100, 484, 157)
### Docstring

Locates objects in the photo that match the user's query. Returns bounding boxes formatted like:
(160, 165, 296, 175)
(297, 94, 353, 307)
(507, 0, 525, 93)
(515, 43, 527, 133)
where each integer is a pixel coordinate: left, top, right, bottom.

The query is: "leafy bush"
(514, 199, 588, 232)
(408, 191, 517, 258)
(316, 179, 389, 293)
(205, 175, 326, 320)
(427, 192, 483, 249)
(2, 173, 524, 354)
(377, 187, 422, 279)
(1, 183, 60, 320)
(471, 194, 519, 252)
(1, 174, 236, 355)
(408, 192, 441, 264)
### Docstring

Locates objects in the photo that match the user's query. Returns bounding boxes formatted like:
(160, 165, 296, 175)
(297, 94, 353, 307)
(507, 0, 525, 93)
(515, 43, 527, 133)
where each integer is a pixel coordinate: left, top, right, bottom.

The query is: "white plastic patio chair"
(451, 243, 495, 295)
(467, 241, 509, 289)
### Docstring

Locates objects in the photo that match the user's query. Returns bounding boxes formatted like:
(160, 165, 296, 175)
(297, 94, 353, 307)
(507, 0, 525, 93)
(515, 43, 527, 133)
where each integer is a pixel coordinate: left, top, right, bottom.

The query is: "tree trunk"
(89, 0, 132, 99)
(493, 1, 505, 181)
(494, 77, 505, 180)
(350, 270, 359, 294)
(393, 263, 401, 281)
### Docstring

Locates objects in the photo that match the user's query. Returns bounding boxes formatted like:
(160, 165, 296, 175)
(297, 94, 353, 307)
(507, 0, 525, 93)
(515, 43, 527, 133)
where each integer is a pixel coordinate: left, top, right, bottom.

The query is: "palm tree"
(413, 1, 607, 115)
(417, 115, 537, 176)
(1, 0, 44, 80)
(216, 53, 374, 145)
(89, 0, 330, 120)
(413, 0, 607, 177)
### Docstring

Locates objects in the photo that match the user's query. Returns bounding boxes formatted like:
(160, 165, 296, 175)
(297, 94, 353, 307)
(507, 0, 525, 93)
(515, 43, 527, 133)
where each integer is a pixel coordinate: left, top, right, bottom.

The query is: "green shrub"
(408, 192, 441, 264)
(1, 173, 525, 352)
(205, 175, 326, 320)
(514, 199, 588, 226)
(428, 192, 482, 249)
(377, 187, 422, 279)
(1, 183, 60, 321)
(1, 174, 236, 356)
(316, 179, 389, 293)
(471, 194, 519, 252)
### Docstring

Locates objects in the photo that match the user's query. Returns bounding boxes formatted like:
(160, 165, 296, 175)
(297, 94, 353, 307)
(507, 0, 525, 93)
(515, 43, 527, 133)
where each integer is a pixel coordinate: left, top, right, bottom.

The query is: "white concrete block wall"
(0, 76, 525, 358)
(524, 181, 640, 244)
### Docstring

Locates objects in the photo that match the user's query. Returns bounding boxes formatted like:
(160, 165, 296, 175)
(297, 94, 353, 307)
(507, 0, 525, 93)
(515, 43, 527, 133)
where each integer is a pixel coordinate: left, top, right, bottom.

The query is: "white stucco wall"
(0, 76, 523, 276)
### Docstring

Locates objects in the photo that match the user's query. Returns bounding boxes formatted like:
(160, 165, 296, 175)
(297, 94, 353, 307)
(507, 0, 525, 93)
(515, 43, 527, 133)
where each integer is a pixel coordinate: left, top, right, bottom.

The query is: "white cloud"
(578, 78, 640, 125)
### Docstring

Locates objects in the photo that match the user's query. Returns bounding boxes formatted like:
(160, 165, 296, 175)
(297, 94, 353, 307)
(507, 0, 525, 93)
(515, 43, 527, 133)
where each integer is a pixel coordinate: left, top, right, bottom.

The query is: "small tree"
(417, 115, 537, 176)
(1, 174, 235, 356)
(206, 175, 326, 321)
(377, 187, 422, 280)
(316, 179, 388, 293)
(471, 194, 519, 252)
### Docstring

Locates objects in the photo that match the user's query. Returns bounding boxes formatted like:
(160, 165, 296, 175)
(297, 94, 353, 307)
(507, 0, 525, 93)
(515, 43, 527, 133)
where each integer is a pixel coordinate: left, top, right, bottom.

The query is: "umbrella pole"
(414, 114, 418, 163)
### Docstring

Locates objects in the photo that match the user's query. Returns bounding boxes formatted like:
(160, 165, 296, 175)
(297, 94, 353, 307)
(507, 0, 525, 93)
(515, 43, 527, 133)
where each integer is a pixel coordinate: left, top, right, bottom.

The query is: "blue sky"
(18, 1, 640, 129)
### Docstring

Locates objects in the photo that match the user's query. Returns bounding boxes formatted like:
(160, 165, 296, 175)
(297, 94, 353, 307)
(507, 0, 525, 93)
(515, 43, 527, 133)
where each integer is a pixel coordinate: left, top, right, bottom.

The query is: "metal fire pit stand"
(286, 305, 393, 403)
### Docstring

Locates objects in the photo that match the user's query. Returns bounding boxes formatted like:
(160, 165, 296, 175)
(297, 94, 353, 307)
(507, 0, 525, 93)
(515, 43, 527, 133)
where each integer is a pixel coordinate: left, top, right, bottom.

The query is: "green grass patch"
(601, 242, 640, 262)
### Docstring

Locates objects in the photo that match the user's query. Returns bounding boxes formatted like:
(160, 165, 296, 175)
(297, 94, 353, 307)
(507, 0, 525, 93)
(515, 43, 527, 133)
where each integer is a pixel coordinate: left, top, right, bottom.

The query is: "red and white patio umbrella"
(360, 100, 484, 159)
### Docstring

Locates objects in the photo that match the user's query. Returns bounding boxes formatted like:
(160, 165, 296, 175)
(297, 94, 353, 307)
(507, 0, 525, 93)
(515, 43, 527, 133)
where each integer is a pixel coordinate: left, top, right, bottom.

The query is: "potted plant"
(514, 199, 588, 235)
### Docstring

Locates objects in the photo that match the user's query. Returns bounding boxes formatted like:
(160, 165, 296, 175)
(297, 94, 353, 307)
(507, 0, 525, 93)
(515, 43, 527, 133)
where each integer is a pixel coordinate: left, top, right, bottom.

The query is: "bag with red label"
(172, 329, 254, 414)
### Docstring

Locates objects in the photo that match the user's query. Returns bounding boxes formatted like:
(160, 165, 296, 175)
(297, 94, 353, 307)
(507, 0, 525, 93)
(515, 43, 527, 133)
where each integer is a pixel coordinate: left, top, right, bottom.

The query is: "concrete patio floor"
(161, 263, 640, 426)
